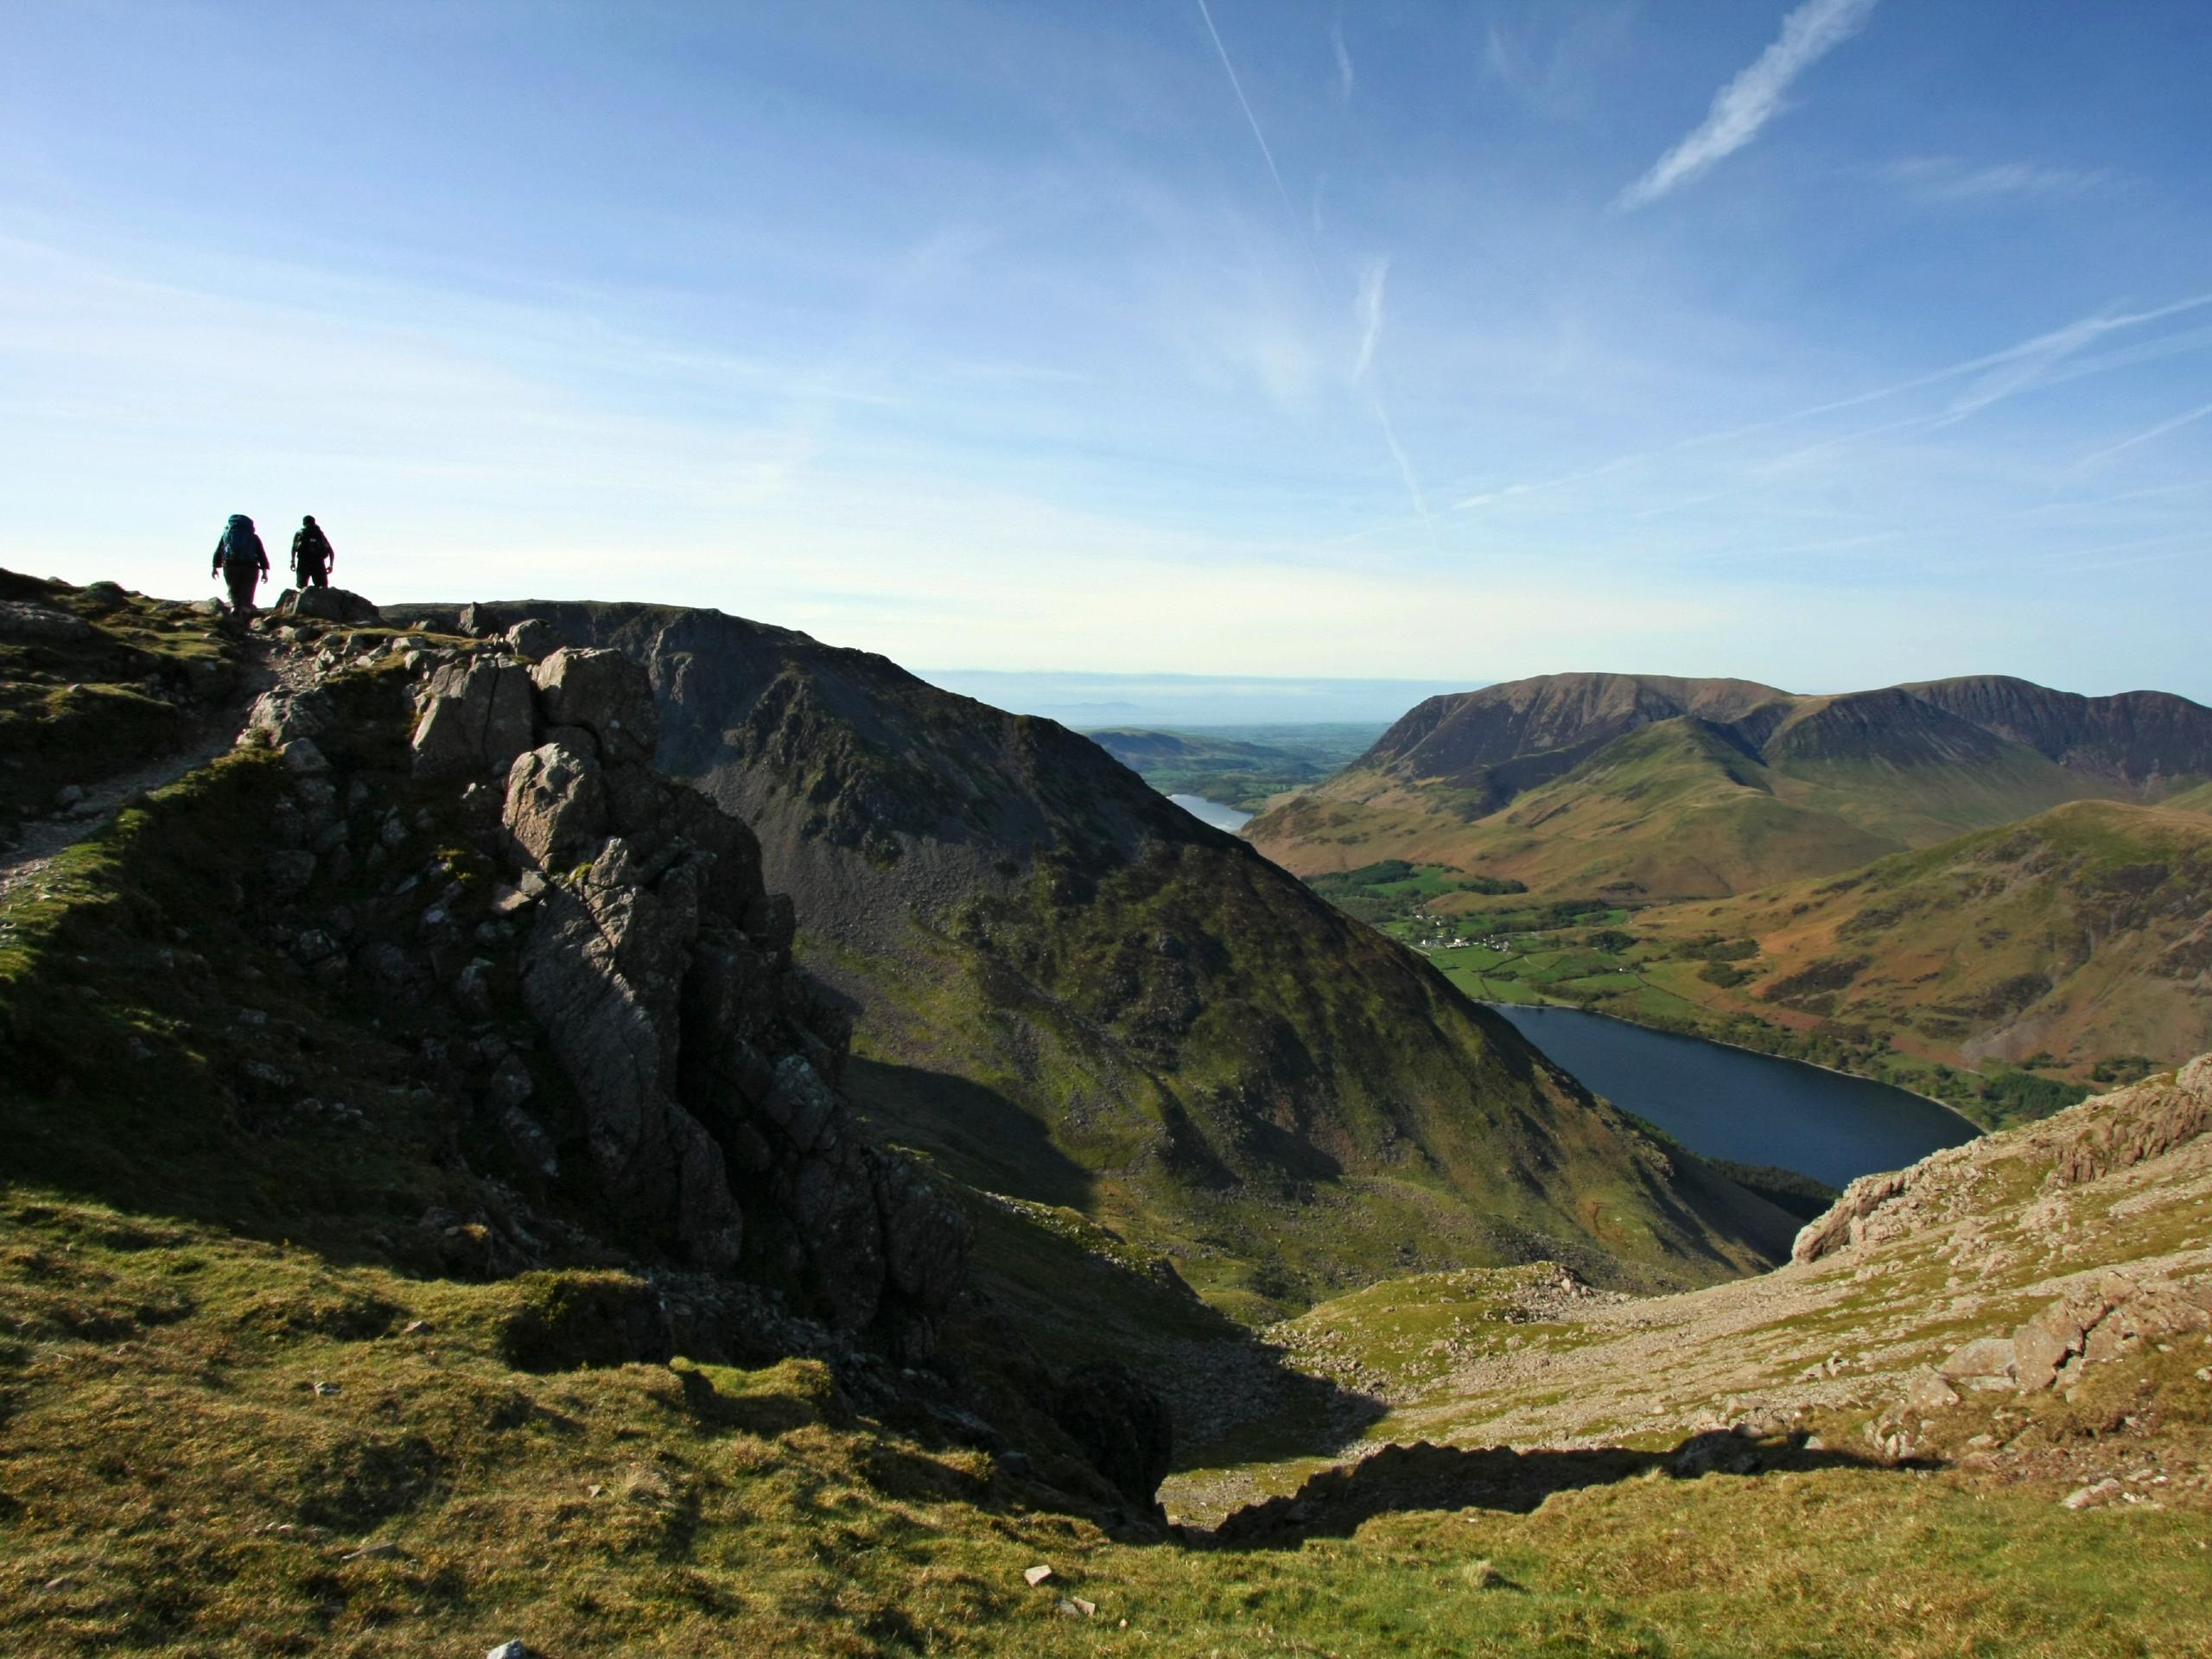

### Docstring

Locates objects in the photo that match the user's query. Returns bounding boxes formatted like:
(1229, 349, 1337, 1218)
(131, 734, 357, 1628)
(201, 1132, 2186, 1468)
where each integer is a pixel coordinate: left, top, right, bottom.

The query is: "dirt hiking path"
(0, 640, 276, 908)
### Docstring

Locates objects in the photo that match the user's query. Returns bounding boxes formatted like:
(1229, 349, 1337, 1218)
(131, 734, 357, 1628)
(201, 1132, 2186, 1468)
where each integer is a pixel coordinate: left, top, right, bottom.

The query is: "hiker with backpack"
(211, 513, 270, 619)
(291, 515, 335, 589)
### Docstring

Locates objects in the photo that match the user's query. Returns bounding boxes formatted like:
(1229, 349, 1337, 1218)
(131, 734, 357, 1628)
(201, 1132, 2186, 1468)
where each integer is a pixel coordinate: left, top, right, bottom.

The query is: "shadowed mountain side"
(1904, 675, 2212, 791)
(399, 601, 1799, 1313)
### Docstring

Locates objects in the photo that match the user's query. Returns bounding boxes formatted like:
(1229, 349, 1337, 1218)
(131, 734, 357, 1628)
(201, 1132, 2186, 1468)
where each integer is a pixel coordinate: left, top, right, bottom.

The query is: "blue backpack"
(219, 515, 262, 565)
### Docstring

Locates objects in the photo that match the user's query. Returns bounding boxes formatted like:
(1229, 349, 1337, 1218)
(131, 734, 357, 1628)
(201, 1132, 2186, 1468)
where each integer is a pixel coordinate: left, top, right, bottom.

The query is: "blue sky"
(5, 0, 2209, 699)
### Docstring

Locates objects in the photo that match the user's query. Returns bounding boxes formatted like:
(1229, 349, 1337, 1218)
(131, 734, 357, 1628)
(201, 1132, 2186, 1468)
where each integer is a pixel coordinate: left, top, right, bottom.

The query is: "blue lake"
(1168, 793, 1255, 833)
(1488, 1004, 1980, 1188)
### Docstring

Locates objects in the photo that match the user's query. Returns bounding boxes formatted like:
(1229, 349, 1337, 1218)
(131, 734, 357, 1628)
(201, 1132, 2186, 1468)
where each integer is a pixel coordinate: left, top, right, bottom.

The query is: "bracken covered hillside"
(1637, 798, 2212, 1073)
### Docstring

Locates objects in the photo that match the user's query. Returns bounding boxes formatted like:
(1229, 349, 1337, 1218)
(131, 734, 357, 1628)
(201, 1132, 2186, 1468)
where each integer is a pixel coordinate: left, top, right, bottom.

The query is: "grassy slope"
(0, 570, 240, 830)
(827, 830, 1795, 1321)
(2168, 778, 2212, 814)
(10, 991, 2208, 1657)
(15, 1188, 2212, 1659)
(1156, 1065, 2212, 1608)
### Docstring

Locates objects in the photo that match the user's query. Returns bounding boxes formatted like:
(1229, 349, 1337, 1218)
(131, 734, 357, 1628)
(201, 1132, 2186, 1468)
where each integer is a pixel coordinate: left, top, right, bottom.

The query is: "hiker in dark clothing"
(211, 512, 270, 618)
(291, 515, 335, 589)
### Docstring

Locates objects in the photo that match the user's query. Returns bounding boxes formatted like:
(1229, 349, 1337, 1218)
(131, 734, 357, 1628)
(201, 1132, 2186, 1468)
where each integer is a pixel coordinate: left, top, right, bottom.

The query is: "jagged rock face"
(411, 659, 536, 783)
(522, 874, 747, 1269)
(531, 647, 658, 766)
(404, 641, 972, 1351)
(1904, 676, 2212, 791)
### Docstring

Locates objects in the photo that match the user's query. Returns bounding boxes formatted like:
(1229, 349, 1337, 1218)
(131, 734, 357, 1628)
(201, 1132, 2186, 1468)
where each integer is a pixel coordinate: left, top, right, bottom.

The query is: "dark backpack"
(219, 518, 262, 565)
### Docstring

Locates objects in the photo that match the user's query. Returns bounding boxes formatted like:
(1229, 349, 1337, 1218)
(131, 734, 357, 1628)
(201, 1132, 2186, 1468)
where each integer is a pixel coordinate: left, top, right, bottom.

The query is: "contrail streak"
(2076, 400, 2212, 469)
(1191, 0, 1430, 531)
(1193, 0, 1314, 273)
(1370, 396, 1430, 523)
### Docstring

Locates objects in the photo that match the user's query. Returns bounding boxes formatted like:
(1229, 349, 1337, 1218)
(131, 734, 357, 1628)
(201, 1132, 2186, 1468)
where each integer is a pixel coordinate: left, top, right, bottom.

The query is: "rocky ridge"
(241, 609, 972, 1357)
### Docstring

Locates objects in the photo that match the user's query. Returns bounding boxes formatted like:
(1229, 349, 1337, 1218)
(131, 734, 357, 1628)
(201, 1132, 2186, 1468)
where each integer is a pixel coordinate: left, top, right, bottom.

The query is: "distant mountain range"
(1248, 671, 2212, 900)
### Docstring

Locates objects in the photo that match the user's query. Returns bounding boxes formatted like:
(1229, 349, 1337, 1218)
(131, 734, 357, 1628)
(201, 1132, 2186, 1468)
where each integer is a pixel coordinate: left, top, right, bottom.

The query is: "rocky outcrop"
(279, 587, 380, 626)
(2006, 1274, 2212, 1392)
(503, 740, 607, 869)
(1789, 1169, 1911, 1264)
(395, 638, 972, 1353)
(0, 600, 96, 642)
(411, 658, 536, 783)
(246, 684, 339, 749)
(530, 646, 657, 765)
(1794, 1056, 2212, 1266)
(2047, 1057, 2212, 1187)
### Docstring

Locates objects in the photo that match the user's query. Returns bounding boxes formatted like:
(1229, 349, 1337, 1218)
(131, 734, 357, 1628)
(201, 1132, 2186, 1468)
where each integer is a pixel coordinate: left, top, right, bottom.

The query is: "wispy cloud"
(1618, 0, 1880, 209)
(2075, 400, 2212, 469)
(1439, 290, 2212, 511)
(1185, 1, 1427, 528)
(1330, 16, 1354, 102)
(1881, 156, 2112, 203)
(1352, 257, 1388, 378)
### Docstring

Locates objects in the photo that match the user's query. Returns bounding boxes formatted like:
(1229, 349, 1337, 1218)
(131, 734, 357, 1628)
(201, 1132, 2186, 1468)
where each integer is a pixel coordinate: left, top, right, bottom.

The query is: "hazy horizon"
(8, 2, 2211, 700)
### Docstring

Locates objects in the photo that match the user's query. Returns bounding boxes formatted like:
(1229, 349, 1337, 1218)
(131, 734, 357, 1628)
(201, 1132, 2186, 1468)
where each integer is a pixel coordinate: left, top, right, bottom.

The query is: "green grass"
(0, 569, 244, 828)
(10, 1192, 2211, 1656)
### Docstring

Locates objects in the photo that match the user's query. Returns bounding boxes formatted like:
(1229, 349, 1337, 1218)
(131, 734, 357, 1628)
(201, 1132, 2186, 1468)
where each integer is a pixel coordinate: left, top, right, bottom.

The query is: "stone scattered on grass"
(2063, 1478, 2123, 1511)
(1023, 1564, 1054, 1586)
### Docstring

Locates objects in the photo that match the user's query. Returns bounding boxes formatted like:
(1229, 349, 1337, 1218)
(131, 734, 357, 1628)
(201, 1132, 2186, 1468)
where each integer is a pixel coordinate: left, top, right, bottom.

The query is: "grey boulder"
(502, 740, 608, 873)
(531, 647, 658, 765)
(411, 659, 537, 782)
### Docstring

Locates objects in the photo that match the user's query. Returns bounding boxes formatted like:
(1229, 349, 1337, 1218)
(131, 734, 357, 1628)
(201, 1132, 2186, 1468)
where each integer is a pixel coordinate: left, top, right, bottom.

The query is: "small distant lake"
(1168, 793, 1254, 833)
(1488, 1005, 1979, 1188)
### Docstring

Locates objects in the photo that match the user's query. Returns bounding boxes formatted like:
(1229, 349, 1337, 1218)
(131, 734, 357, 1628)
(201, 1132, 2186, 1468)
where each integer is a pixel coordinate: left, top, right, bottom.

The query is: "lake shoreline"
(1484, 1001, 1981, 1187)
(1478, 998, 1985, 1141)
(1165, 791, 1255, 833)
